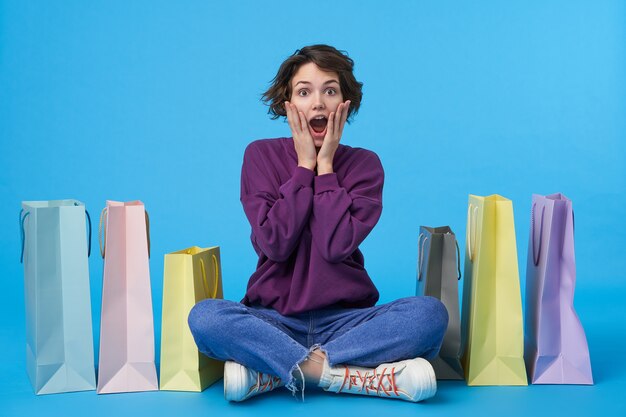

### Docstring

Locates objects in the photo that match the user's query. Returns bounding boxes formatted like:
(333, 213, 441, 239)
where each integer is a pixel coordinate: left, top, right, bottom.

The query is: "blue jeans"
(188, 296, 448, 395)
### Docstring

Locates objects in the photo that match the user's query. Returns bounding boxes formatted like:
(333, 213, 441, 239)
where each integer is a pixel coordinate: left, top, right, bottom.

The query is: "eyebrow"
(293, 79, 340, 87)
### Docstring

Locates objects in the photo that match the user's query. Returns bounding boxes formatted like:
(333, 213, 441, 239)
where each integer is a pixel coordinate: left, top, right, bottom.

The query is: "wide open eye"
(298, 89, 309, 97)
(325, 88, 336, 95)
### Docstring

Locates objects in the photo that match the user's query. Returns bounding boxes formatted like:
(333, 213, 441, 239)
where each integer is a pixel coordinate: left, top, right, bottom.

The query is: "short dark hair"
(261, 44, 363, 123)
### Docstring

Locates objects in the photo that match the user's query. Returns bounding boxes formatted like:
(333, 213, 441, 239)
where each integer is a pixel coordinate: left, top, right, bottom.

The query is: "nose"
(312, 92, 325, 111)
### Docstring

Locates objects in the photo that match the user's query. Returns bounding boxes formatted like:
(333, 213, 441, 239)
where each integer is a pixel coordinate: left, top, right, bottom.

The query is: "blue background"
(1, 0, 624, 415)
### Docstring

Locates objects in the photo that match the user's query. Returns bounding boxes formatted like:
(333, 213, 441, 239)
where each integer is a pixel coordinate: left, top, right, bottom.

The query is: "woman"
(188, 44, 448, 403)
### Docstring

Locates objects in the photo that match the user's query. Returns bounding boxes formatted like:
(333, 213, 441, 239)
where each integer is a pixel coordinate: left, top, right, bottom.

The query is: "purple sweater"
(240, 137, 384, 315)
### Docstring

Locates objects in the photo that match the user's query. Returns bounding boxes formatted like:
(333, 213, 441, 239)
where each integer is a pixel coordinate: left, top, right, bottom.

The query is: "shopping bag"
(160, 246, 225, 391)
(416, 226, 464, 380)
(524, 193, 593, 384)
(20, 200, 96, 394)
(97, 200, 158, 394)
(460, 194, 527, 385)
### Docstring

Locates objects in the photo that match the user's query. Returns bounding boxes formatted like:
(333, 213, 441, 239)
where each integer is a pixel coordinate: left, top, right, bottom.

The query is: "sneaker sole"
(224, 361, 244, 402)
(413, 358, 437, 402)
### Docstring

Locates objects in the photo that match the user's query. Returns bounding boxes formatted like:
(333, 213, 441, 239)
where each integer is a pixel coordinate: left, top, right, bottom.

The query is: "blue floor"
(1, 2, 625, 415)
(2, 285, 624, 417)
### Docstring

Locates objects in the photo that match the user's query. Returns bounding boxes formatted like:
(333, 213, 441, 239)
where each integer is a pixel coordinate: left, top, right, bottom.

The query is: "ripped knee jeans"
(187, 296, 448, 398)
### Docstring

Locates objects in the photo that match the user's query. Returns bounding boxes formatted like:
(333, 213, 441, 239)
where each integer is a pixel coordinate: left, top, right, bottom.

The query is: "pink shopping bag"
(97, 200, 158, 394)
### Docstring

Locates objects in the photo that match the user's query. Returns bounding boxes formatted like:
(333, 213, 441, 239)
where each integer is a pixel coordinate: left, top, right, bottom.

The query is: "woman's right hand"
(285, 101, 317, 171)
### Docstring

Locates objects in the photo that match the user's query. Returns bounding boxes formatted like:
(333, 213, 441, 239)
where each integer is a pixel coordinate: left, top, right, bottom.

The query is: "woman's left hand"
(317, 100, 351, 174)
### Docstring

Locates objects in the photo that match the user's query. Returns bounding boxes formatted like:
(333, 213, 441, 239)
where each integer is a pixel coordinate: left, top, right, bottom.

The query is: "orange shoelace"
(247, 372, 282, 396)
(338, 366, 401, 397)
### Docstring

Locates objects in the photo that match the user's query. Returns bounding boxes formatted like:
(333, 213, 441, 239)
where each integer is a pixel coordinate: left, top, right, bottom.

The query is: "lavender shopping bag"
(97, 201, 158, 394)
(524, 193, 593, 384)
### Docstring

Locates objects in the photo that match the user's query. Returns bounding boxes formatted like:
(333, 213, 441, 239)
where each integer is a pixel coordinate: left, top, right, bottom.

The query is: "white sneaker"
(223, 361, 284, 402)
(318, 357, 437, 402)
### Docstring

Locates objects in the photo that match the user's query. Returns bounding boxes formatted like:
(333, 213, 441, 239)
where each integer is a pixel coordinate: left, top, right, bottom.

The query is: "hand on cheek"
(317, 100, 351, 173)
(285, 101, 317, 171)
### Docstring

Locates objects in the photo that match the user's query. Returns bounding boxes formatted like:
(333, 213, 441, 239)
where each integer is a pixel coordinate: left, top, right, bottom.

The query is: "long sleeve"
(240, 142, 314, 262)
(310, 150, 384, 263)
(240, 138, 380, 315)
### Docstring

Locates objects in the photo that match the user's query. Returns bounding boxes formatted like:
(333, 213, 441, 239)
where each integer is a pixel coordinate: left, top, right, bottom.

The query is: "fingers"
(286, 102, 315, 155)
(327, 111, 335, 138)
(284, 101, 293, 130)
(326, 100, 350, 140)
(284, 101, 300, 133)
(337, 100, 350, 138)
(298, 110, 309, 134)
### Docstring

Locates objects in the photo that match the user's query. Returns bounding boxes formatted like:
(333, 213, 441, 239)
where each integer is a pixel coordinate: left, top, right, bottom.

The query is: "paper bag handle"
(85, 209, 92, 258)
(199, 254, 219, 299)
(454, 239, 461, 280)
(99, 207, 108, 258)
(531, 203, 545, 266)
(418, 231, 462, 281)
(20, 206, 91, 261)
(19, 209, 30, 263)
(466, 204, 478, 262)
(145, 210, 151, 258)
(417, 233, 427, 281)
(70, 202, 92, 257)
(99, 207, 150, 259)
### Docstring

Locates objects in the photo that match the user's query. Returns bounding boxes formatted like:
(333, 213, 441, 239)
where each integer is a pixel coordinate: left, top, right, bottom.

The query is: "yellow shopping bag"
(159, 246, 224, 391)
(460, 195, 527, 386)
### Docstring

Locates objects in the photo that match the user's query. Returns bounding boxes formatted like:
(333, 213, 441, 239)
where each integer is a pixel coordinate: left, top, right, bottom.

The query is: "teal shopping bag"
(20, 200, 96, 394)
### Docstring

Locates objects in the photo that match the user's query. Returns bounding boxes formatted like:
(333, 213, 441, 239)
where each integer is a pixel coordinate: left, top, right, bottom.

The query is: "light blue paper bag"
(20, 200, 96, 394)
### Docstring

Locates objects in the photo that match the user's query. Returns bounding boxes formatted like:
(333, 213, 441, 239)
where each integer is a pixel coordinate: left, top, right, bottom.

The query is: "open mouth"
(309, 116, 328, 138)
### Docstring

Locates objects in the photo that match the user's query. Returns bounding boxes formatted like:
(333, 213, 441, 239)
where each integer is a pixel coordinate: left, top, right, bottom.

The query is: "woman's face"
(289, 62, 344, 148)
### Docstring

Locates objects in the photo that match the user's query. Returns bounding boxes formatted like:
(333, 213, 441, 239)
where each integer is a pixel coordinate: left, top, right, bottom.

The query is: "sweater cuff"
(314, 173, 340, 194)
(293, 166, 315, 187)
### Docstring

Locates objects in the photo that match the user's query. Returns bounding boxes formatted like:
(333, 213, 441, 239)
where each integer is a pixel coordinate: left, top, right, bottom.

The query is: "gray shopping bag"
(20, 200, 96, 394)
(416, 226, 464, 380)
